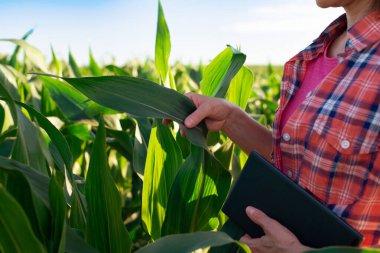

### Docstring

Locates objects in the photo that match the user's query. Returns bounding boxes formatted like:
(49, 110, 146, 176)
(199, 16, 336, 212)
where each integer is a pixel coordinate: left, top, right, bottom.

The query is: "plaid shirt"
(273, 11, 380, 246)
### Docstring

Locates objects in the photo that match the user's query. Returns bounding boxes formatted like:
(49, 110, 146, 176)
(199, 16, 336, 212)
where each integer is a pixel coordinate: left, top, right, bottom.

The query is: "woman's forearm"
(222, 106, 273, 161)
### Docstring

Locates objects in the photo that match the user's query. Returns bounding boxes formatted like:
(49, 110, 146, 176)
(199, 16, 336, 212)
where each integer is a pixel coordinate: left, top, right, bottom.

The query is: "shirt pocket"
(299, 117, 380, 206)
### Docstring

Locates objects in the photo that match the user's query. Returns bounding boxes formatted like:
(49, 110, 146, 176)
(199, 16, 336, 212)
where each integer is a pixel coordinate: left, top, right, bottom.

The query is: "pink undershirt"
(280, 44, 338, 171)
(280, 46, 338, 130)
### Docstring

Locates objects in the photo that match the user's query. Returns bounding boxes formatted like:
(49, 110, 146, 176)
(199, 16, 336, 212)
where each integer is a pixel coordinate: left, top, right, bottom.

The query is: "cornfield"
(0, 1, 377, 253)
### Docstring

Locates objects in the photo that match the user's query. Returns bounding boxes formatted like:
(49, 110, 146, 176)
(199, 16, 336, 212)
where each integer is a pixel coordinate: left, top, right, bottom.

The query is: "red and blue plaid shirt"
(273, 11, 380, 246)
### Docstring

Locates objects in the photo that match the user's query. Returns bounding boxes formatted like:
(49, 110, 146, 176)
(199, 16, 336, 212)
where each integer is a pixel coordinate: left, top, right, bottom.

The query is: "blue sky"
(0, 0, 343, 65)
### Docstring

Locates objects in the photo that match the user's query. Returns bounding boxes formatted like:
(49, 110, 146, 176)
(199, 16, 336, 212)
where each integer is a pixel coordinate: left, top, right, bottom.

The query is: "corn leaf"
(65, 227, 100, 253)
(14, 100, 73, 173)
(209, 219, 244, 253)
(9, 29, 34, 69)
(49, 175, 67, 253)
(51, 46, 62, 76)
(89, 49, 102, 76)
(226, 66, 254, 109)
(69, 185, 87, 232)
(53, 75, 208, 148)
(155, 0, 171, 83)
(0, 38, 47, 72)
(141, 121, 182, 240)
(200, 46, 246, 98)
(0, 156, 50, 207)
(69, 50, 82, 77)
(107, 127, 134, 162)
(39, 76, 116, 120)
(105, 65, 131, 76)
(0, 184, 46, 253)
(135, 231, 250, 253)
(85, 118, 132, 253)
(161, 146, 231, 235)
(133, 117, 151, 176)
(1, 156, 66, 248)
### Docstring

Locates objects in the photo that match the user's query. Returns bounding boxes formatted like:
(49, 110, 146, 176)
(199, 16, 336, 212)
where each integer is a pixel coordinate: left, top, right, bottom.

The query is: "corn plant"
(0, 1, 378, 253)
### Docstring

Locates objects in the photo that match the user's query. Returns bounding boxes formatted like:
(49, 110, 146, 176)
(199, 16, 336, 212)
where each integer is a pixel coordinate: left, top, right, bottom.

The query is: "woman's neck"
(343, 0, 374, 28)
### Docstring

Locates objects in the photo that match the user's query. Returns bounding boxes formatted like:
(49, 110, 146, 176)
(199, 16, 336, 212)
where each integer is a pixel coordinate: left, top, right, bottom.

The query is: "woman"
(181, 0, 379, 252)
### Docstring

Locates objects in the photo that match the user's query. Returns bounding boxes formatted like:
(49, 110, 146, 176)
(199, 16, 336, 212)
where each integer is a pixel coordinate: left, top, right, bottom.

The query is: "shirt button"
(287, 170, 293, 178)
(341, 140, 350, 149)
(282, 133, 291, 142)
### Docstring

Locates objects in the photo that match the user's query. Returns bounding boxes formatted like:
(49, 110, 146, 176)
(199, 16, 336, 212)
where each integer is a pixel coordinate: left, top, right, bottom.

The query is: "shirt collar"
(290, 10, 380, 61)
(347, 10, 380, 52)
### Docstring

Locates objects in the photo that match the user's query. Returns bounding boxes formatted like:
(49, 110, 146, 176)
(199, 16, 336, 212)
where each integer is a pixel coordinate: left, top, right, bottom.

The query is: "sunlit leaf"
(0, 38, 47, 72)
(226, 66, 253, 109)
(9, 29, 34, 69)
(51, 46, 62, 76)
(155, 0, 171, 83)
(141, 120, 182, 240)
(69, 50, 82, 77)
(200, 46, 246, 98)
(89, 49, 102, 76)
(162, 146, 231, 235)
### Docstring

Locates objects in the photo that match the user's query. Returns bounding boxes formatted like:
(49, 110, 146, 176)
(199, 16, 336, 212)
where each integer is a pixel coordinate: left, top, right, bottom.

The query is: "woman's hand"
(240, 206, 313, 253)
(164, 92, 273, 158)
(183, 92, 237, 132)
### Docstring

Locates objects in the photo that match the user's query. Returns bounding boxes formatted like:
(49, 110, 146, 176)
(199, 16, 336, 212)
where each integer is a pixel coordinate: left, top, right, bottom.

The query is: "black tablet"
(222, 150, 363, 248)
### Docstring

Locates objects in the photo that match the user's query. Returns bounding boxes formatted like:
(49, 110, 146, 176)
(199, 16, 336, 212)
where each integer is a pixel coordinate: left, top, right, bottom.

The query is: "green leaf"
(200, 46, 246, 98)
(9, 29, 34, 69)
(39, 75, 116, 120)
(306, 247, 380, 253)
(51, 46, 62, 76)
(64, 123, 94, 141)
(133, 117, 151, 176)
(135, 231, 250, 253)
(65, 227, 100, 253)
(13, 106, 51, 171)
(155, 0, 171, 83)
(0, 184, 46, 253)
(85, 118, 132, 253)
(105, 65, 131, 76)
(162, 146, 231, 235)
(13, 100, 73, 173)
(141, 121, 182, 240)
(226, 66, 253, 109)
(0, 156, 50, 208)
(89, 49, 102, 76)
(69, 185, 87, 232)
(53, 74, 208, 148)
(209, 219, 245, 253)
(49, 175, 67, 253)
(69, 50, 82, 77)
(0, 38, 47, 72)
(107, 127, 134, 162)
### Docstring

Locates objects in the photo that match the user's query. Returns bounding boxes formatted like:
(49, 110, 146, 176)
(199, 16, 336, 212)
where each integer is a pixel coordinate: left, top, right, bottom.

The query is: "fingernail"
(246, 206, 256, 216)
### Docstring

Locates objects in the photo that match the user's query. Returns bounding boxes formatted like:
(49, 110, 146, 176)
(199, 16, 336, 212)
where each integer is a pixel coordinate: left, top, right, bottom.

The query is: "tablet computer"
(222, 150, 363, 248)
